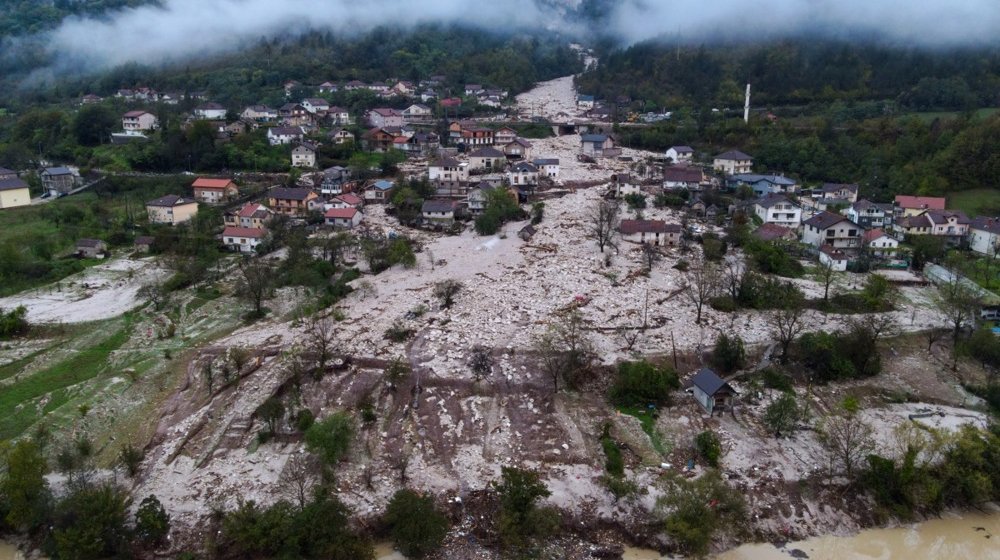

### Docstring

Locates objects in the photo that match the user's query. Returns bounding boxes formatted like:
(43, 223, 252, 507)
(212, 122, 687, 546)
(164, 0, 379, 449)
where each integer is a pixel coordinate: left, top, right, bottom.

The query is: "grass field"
(947, 188, 1000, 217)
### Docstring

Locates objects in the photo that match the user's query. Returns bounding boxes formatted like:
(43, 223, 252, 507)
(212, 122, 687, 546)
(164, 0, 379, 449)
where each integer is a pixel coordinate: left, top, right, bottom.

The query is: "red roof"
(335, 193, 363, 206)
(894, 195, 945, 211)
(222, 226, 265, 238)
(237, 203, 267, 218)
(192, 178, 236, 190)
(619, 219, 680, 235)
(862, 228, 891, 242)
(324, 208, 358, 219)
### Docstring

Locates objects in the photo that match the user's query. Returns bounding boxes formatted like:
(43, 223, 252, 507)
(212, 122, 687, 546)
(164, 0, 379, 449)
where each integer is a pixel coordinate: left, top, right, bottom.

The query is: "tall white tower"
(744, 83, 751, 123)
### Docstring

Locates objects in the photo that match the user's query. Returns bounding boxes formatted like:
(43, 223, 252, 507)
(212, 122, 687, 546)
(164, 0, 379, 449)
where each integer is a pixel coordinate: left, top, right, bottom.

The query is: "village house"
(364, 179, 394, 203)
(318, 81, 338, 93)
(819, 245, 849, 272)
(224, 202, 273, 229)
(301, 98, 330, 114)
(402, 104, 433, 123)
(464, 84, 484, 96)
(324, 207, 363, 229)
(494, 127, 517, 146)
(291, 142, 318, 168)
(440, 97, 462, 109)
(662, 166, 704, 190)
(367, 108, 404, 128)
(862, 229, 900, 258)
(362, 127, 398, 152)
(689, 368, 737, 416)
(40, 167, 79, 196)
(344, 80, 366, 91)
(429, 157, 470, 197)
(728, 173, 798, 196)
(241, 105, 278, 122)
(613, 174, 641, 197)
(753, 194, 802, 227)
(894, 195, 946, 218)
(422, 199, 459, 226)
(752, 223, 798, 243)
(134, 236, 154, 252)
(847, 199, 894, 229)
(116, 89, 135, 100)
(328, 128, 355, 145)
(665, 145, 694, 164)
(818, 183, 859, 203)
(502, 138, 532, 160)
(283, 80, 301, 97)
(801, 211, 862, 249)
(576, 94, 595, 110)
(458, 126, 494, 147)
(421, 90, 438, 103)
(122, 110, 159, 132)
(319, 166, 351, 195)
(392, 81, 416, 96)
(267, 126, 305, 146)
(193, 102, 227, 120)
(80, 94, 103, 105)
(468, 147, 507, 171)
(325, 106, 351, 126)
(619, 220, 681, 246)
(76, 238, 107, 258)
(712, 150, 754, 175)
(467, 184, 494, 215)
(191, 178, 238, 204)
(969, 217, 1000, 257)
(146, 194, 198, 225)
(507, 162, 539, 187)
(278, 103, 311, 126)
(532, 158, 559, 179)
(222, 227, 267, 253)
(924, 209, 971, 245)
(895, 213, 933, 238)
(330, 192, 363, 210)
(267, 187, 318, 218)
(580, 134, 615, 157)
(0, 173, 31, 209)
(397, 132, 440, 157)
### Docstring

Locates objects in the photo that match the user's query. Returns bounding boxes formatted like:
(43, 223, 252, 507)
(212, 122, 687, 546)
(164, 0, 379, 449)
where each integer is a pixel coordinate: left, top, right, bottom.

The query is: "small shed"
(518, 225, 536, 241)
(134, 236, 155, 252)
(690, 368, 737, 416)
(76, 238, 107, 258)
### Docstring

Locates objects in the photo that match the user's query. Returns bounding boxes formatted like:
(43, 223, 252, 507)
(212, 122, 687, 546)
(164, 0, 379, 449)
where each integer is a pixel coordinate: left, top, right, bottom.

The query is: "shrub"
(695, 430, 722, 467)
(384, 322, 415, 342)
(624, 193, 647, 209)
(962, 328, 1000, 369)
(134, 495, 171, 548)
(495, 467, 558, 549)
(384, 489, 449, 558)
(759, 368, 793, 392)
(709, 295, 738, 312)
(600, 424, 625, 477)
(710, 333, 746, 373)
(0, 306, 30, 338)
(304, 412, 354, 465)
(295, 409, 315, 432)
(659, 471, 747, 556)
(763, 393, 803, 437)
(609, 360, 680, 408)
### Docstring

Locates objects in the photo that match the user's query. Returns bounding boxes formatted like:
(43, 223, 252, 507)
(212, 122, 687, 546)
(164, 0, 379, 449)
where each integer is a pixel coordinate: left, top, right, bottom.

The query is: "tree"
(932, 273, 981, 349)
(587, 200, 621, 253)
(817, 413, 876, 479)
(52, 483, 130, 560)
(257, 397, 286, 434)
(433, 279, 462, 309)
(710, 333, 746, 374)
(770, 303, 806, 364)
(306, 316, 338, 377)
(535, 308, 595, 393)
(117, 444, 143, 478)
(813, 259, 839, 302)
(0, 439, 50, 531)
(641, 242, 661, 271)
(763, 392, 803, 437)
(73, 104, 118, 146)
(684, 263, 720, 324)
(278, 454, 320, 509)
(384, 489, 450, 558)
(658, 471, 747, 556)
(305, 412, 355, 466)
(694, 430, 722, 467)
(134, 494, 171, 548)
(236, 258, 274, 318)
(494, 467, 558, 550)
(469, 345, 493, 380)
(138, 283, 169, 311)
(385, 357, 410, 390)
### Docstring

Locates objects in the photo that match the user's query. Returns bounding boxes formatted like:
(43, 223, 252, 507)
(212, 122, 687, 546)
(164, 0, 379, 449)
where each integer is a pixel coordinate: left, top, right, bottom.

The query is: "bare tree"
(587, 200, 621, 254)
(229, 346, 251, 376)
(468, 346, 493, 381)
(318, 232, 354, 268)
(723, 258, 746, 301)
(278, 454, 320, 508)
(812, 259, 840, 303)
(139, 283, 169, 311)
(932, 274, 981, 347)
(535, 308, 595, 393)
(306, 316, 338, 378)
(770, 303, 806, 364)
(237, 258, 274, 318)
(641, 243, 661, 272)
(817, 413, 876, 479)
(433, 280, 463, 309)
(684, 263, 720, 324)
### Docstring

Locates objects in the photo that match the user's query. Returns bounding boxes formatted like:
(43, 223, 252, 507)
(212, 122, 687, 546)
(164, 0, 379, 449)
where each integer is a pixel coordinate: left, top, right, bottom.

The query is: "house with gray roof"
(689, 368, 737, 416)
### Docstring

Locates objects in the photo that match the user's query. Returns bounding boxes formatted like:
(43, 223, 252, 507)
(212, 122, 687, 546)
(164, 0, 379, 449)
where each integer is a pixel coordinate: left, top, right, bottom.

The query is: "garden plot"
(0, 256, 167, 323)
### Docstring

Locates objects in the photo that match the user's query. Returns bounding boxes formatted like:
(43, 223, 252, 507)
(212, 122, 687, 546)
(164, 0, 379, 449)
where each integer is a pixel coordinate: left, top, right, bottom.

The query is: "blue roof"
(578, 95, 595, 102)
(581, 134, 608, 143)
(373, 180, 394, 190)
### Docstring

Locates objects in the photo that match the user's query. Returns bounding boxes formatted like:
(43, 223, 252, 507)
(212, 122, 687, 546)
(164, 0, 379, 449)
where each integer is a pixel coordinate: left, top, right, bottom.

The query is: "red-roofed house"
(862, 229, 899, 258)
(122, 110, 159, 132)
(331, 193, 363, 209)
(222, 227, 267, 253)
(894, 195, 946, 218)
(324, 207, 362, 229)
(225, 202, 274, 229)
(192, 178, 238, 204)
(619, 220, 681, 246)
(819, 245, 849, 271)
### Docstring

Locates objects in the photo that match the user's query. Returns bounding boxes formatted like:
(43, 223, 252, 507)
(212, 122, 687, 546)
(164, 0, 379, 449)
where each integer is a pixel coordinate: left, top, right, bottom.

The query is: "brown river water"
(4, 513, 999, 560)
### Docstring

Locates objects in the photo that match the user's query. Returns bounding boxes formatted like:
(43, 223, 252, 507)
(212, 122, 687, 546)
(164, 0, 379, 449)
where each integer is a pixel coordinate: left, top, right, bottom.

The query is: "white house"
(689, 368, 737, 416)
(665, 145, 694, 164)
(193, 102, 227, 120)
(619, 220, 681, 246)
(969, 216, 1000, 257)
(367, 108, 404, 128)
(712, 150, 753, 175)
(267, 126, 304, 146)
(122, 111, 158, 132)
(428, 157, 469, 184)
(422, 199, 458, 226)
(613, 174, 641, 197)
(801, 211, 862, 249)
(222, 226, 266, 253)
(468, 147, 507, 171)
(580, 134, 615, 157)
(753, 194, 802, 227)
(326, 106, 351, 125)
(507, 162, 539, 187)
(241, 105, 277, 122)
(819, 245, 849, 272)
(532, 158, 559, 179)
(323, 207, 363, 229)
(291, 143, 318, 168)
(364, 179, 394, 202)
(467, 184, 494, 215)
(401, 104, 433, 122)
(494, 127, 517, 146)
(301, 98, 330, 114)
(577, 94, 595, 110)
(847, 199, 893, 229)
(862, 229, 900, 258)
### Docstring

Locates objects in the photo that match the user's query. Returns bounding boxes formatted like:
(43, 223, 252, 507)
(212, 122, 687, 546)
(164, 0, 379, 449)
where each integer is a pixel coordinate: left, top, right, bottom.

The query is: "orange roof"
(192, 178, 235, 190)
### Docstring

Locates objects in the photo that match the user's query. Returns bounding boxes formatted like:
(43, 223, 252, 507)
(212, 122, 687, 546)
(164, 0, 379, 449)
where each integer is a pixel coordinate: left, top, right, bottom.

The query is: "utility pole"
(743, 83, 751, 124)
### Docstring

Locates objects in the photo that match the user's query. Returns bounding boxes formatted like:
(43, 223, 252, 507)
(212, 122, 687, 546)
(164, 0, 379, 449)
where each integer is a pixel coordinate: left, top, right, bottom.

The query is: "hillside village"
(1, 42, 1000, 560)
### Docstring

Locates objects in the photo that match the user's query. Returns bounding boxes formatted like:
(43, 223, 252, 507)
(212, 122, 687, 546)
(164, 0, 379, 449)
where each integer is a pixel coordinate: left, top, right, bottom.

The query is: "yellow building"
(146, 194, 199, 225)
(0, 177, 31, 209)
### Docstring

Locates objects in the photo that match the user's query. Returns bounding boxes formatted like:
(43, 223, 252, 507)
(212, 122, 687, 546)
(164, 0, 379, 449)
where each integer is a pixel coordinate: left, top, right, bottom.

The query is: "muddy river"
(626, 511, 1000, 559)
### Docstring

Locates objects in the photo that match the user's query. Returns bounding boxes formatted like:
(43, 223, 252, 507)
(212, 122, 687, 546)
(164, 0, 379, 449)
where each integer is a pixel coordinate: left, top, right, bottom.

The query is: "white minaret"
(744, 83, 751, 123)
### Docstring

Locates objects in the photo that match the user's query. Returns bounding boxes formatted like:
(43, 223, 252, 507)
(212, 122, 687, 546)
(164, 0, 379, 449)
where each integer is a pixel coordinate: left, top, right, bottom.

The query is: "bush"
(0, 305, 29, 338)
(701, 233, 726, 261)
(134, 495, 171, 548)
(624, 193, 647, 209)
(695, 430, 722, 467)
(304, 412, 354, 465)
(600, 424, 625, 477)
(736, 271, 804, 309)
(709, 295, 738, 312)
(710, 333, 746, 373)
(763, 393, 803, 437)
(295, 409, 315, 432)
(962, 328, 1000, 369)
(384, 322, 416, 342)
(609, 360, 680, 408)
(495, 467, 558, 549)
(759, 368, 794, 393)
(660, 471, 747, 556)
(743, 239, 804, 277)
(384, 489, 449, 558)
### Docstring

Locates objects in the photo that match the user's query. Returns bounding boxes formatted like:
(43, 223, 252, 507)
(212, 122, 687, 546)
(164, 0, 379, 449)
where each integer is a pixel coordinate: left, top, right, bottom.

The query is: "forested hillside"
(0, 0, 155, 37)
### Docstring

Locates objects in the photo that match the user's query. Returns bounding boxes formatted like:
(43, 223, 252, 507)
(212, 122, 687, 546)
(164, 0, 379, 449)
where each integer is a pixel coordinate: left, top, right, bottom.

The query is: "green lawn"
(617, 405, 669, 456)
(947, 188, 1000, 217)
